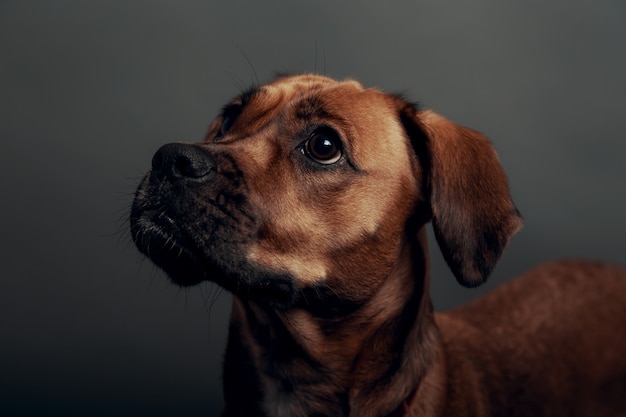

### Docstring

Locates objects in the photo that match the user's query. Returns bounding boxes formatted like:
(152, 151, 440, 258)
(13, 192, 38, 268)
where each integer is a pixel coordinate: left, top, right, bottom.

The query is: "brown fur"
(130, 74, 626, 417)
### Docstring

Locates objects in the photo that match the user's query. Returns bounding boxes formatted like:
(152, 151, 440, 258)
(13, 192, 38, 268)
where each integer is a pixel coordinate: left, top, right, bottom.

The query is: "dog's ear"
(399, 105, 522, 287)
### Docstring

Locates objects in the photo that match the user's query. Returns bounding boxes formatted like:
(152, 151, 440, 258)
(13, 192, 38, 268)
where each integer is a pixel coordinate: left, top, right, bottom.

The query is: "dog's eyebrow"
(240, 87, 261, 106)
(221, 87, 261, 115)
(293, 96, 346, 124)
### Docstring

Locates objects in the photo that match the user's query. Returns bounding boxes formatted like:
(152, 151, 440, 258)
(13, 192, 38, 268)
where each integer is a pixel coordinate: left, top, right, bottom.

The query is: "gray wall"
(1, 1, 625, 415)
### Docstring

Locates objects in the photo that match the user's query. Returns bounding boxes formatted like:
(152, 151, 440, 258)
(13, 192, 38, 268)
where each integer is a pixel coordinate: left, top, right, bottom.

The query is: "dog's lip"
(130, 208, 305, 308)
(132, 208, 182, 240)
(131, 208, 207, 286)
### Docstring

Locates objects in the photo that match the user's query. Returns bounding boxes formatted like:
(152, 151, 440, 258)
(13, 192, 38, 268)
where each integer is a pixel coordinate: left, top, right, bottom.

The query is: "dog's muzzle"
(130, 143, 299, 307)
(130, 143, 217, 286)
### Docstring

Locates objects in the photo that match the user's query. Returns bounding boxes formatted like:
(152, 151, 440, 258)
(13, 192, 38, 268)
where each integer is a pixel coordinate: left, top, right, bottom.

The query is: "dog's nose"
(151, 143, 215, 181)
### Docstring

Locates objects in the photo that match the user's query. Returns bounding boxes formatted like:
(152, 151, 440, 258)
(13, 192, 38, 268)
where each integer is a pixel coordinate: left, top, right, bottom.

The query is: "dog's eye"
(304, 130, 342, 165)
(215, 105, 241, 140)
(219, 115, 235, 136)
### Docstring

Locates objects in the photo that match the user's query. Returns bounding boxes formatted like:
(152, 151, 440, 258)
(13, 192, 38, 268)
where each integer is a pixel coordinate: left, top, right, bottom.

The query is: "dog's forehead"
(256, 74, 371, 118)
(254, 75, 409, 166)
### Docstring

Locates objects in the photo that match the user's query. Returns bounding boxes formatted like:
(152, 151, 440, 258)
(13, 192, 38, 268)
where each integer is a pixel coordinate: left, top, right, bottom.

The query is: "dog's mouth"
(130, 203, 301, 308)
(130, 207, 208, 286)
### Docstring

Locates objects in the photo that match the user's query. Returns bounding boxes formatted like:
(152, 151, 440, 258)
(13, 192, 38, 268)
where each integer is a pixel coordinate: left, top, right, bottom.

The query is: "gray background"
(1, 1, 625, 416)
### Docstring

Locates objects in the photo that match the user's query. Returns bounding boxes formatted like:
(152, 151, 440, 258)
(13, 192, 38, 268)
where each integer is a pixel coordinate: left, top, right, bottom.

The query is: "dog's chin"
(130, 212, 300, 308)
(130, 213, 207, 287)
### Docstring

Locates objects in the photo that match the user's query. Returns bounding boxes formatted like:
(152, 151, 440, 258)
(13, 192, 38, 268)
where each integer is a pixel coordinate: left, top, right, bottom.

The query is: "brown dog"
(130, 74, 626, 417)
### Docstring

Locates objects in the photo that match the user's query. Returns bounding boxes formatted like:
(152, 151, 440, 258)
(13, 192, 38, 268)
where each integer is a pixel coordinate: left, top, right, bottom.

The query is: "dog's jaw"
(130, 210, 302, 308)
(129, 205, 208, 286)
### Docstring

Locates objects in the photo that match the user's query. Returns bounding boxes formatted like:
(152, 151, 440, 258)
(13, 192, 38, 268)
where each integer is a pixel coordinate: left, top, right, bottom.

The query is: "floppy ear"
(400, 106, 522, 287)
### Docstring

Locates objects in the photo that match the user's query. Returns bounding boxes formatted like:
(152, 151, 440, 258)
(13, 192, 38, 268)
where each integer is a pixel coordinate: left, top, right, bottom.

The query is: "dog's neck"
(223, 229, 443, 417)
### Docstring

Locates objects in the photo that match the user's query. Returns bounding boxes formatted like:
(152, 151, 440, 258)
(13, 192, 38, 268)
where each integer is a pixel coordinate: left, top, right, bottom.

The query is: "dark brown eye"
(215, 104, 241, 140)
(219, 115, 234, 137)
(304, 130, 342, 165)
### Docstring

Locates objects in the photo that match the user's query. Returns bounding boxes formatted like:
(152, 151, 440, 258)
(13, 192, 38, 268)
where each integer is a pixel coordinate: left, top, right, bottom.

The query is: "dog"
(130, 74, 626, 417)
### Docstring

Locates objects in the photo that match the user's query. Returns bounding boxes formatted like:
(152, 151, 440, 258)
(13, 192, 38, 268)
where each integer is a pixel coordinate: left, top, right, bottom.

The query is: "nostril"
(150, 143, 215, 181)
(174, 155, 204, 178)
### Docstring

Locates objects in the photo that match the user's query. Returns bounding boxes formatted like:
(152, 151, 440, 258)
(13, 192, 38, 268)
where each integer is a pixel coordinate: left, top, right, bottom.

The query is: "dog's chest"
(261, 379, 310, 417)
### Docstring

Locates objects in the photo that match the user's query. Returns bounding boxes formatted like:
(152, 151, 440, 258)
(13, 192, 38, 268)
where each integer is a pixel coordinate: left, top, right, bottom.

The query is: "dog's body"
(435, 260, 626, 417)
(130, 74, 626, 416)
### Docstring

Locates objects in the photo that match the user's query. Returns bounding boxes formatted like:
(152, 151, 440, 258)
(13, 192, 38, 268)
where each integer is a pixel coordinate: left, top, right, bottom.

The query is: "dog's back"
(436, 260, 626, 416)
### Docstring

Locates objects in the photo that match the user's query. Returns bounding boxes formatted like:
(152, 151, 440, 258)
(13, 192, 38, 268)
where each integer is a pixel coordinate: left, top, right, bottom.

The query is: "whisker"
(234, 44, 259, 88)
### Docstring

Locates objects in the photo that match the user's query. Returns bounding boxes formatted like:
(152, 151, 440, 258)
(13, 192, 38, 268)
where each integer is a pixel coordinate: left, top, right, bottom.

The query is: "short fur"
(130, 74, 626, 417)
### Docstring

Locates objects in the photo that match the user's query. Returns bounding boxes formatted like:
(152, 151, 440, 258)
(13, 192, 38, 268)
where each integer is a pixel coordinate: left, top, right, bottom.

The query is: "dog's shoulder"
(433, 260, 626, 415)
(437, 259, 626, 370)
(437, 259, 624, 350)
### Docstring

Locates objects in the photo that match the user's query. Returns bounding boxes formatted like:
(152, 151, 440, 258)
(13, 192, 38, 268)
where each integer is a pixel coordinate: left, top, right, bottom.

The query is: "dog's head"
(130, 74, 521, 309)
